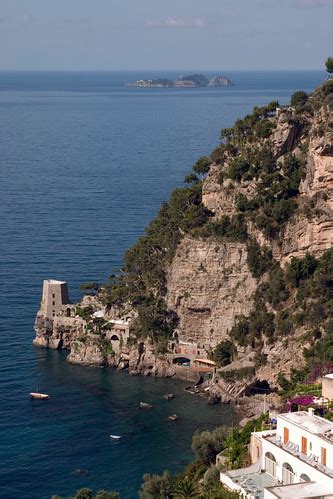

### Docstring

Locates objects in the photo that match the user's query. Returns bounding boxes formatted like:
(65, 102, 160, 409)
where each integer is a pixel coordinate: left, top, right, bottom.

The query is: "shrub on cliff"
(287, 253, 318, 287)
(291, 91, 309, 109)
(326, 56, 333, 74)
(255, 119, 275, 138)
(192, 427, 228, 465)
(140, 471, 173, 499)
(211, 340, 234, 367)
(131, 296, 179, 345)
(76, 305, 94, 321)
(230, 303, 275, 347)
(192, 156, 211, 176)
(224, 156, 251, 182)
(194, 214, 248, 242)
(246, 241, 272, 278)
(224, 414, 266, 469)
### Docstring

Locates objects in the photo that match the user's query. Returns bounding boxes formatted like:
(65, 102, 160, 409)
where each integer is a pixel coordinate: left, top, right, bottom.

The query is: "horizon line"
(0, 68, 325, 73)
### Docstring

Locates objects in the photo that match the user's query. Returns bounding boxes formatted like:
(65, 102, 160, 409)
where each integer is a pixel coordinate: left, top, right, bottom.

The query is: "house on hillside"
(220, 408, 333, 498)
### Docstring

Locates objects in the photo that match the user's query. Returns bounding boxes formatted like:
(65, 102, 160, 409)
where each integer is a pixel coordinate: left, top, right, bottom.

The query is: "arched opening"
(300, 473, 311, 482)
(111, 335, 120, 341)
(265, 452, 276, 477)
(172, 356, 191, 366)
(66, 308, 71, 317)
(282, 462, 295, 485)
(244, 379, 272, 396)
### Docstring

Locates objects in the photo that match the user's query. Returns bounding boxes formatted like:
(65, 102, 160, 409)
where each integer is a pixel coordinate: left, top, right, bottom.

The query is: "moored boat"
(30, 392, 49, 400)
(168, 414, 178, 422)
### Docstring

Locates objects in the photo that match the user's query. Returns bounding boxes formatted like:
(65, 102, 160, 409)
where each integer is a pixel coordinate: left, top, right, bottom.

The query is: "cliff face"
(34, 84, 333, 393)
(166, 237, 257, 347)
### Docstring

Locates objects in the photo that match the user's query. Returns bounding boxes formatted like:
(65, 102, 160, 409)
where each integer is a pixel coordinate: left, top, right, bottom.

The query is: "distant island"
(125, 73, 234, 88)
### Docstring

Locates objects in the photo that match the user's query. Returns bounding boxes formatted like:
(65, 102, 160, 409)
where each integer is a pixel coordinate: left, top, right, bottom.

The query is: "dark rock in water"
(139, 401, 153, 409)
(163, 393, 175, 400)
(194, 375, 204, 387)
(207, 394, 221, 405)
(73, 468, 89, 476)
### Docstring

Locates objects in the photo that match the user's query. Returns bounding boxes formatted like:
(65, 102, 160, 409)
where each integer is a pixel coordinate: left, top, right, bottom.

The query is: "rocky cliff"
(34, 80, 333, 396)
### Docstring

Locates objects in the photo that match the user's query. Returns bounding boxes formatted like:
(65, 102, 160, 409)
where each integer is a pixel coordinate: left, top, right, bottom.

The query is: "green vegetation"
(53, 489, 119, 499)
(287, 253, 318, 287)
(76, 305, 94, 321)
(246, 241, 272, 278)
(223, 156, 251, 181)
(84, 75, 331, 370)
(291, 91, 309, 109)
(224, 414, 266, 469)
(221, 366, 255, 382)
(230, 301, 275, 347)
(192, 427, 228, 465)
(79, 282, 99, 295)
(210, 340, 234, 367)
(220, 101, 278, 147)
(139, 417, 268, 498)
(100, 180, 211, 346)
(193, 156, 211, 176)
(194, 214, 247, 242)
(326, 56, 333, 74)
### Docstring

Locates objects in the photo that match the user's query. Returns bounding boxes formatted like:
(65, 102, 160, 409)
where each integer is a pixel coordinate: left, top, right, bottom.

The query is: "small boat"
(30, 392, 49, 400)
(110, 434, 121, 440)
(139, 401, 153, 409)
(168, 414, 178, 422)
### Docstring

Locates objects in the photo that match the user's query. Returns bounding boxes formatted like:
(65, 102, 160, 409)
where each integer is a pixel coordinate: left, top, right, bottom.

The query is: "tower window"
(52, 293, 55, 298)
(52, 301, 55, 306)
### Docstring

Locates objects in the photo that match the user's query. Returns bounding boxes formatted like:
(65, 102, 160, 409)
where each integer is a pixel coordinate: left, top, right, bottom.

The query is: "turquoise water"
(0, 70, 325, 498)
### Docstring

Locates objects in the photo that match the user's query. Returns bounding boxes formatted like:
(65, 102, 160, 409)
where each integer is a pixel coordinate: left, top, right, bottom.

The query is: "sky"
(0, 0, 332, 70)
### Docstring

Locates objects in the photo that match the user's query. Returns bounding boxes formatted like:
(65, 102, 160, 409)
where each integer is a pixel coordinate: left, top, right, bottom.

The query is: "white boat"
(110, 434, 121, 440)
(30, 392, 49, 400)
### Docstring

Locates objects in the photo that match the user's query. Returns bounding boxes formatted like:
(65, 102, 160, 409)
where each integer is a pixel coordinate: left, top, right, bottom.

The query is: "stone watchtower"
(40, 279, 69, 319)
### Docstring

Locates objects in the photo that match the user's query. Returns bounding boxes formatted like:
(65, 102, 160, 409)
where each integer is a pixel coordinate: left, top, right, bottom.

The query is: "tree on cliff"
(326, 57, 333, 74)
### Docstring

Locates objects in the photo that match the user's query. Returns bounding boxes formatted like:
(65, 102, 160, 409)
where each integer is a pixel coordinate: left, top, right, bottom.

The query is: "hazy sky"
(0, 0, 332, 70)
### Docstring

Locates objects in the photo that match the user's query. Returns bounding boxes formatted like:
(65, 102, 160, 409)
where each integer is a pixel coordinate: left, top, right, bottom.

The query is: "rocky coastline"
(34, 79, 333, 416)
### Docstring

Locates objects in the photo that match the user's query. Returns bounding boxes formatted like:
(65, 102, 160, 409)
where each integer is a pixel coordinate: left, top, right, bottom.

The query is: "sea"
(0, 70, 325, 498)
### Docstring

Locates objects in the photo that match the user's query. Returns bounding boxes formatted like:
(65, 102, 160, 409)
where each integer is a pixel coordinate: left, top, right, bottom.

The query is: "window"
(283, 427, 289, 444)
(52, 301, 55, 306)
(282, 462, 294, 485)
(52, 293, 55, 298)
(265, 452, 276, 477)
(301, 436, 307, 454)
(321, 447, 327, 466)
(300, 474, 311, 482)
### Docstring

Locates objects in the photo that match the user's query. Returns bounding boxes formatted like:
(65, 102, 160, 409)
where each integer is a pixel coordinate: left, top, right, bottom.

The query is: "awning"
(193, 358, 215, 365)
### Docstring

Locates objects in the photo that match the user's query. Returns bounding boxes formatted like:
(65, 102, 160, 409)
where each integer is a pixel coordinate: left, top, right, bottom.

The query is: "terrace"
(263, 433, 333, 479)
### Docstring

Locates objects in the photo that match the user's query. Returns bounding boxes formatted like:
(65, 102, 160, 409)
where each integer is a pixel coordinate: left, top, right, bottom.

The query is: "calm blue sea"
(0, 70, 325, 498)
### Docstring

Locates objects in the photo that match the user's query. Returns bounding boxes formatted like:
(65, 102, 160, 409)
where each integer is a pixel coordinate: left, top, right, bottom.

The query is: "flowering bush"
(288, 395, 314, 406)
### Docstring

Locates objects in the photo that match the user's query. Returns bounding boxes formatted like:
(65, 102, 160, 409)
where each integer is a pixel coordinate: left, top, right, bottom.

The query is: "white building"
(220, 409, 333, 498)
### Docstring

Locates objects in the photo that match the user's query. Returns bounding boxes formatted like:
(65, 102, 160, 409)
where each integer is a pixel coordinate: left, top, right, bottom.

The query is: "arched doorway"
(172, 356, 191, 366)
(300, 473, 311, 482)
(282, 462, 295, 484)
(111, 334, 119, 341)
(66, 307, 71, 317)
(265, 452, 276, 477)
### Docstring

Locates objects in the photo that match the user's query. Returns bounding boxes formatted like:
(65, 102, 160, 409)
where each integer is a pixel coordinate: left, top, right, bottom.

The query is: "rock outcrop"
(166, 237, 257, 346)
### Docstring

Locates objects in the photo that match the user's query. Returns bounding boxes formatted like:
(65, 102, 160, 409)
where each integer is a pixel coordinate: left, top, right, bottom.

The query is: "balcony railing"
(263, 434, 333, 479)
